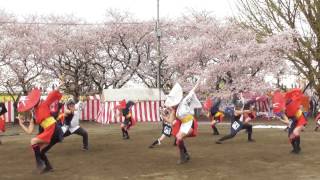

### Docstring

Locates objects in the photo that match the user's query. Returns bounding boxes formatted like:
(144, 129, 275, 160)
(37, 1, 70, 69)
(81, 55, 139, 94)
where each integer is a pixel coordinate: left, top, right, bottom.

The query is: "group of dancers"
(0, 78, 314, 173)
(147, 84, 257, 164)
(145, 83, 310, 164)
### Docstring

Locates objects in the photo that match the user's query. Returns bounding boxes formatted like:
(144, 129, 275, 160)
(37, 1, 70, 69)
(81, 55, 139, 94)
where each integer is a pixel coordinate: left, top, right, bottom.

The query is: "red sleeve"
(0, 116, 5, 132)
(272, 92, 285, 113)
(43, 90, 62, 106)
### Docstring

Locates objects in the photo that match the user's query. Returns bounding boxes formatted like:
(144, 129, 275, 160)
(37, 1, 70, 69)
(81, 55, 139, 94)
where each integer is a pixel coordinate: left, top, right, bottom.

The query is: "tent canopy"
(102, 88, 166, 102)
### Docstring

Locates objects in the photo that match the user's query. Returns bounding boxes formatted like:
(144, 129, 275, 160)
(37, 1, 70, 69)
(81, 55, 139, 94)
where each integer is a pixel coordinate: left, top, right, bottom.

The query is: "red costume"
(35, 90, 62, 143)
(272, 91, 285, 114)
(295, 111, 307, 127)
(0, 116, 5, 132)
(18, 89, 62, 143)
(172, 118, 198, 137)
(284, 89, 307, 127)
(244, 111, 256, 121)
(34, 90, 62, 124)
(116, 99, 136, 139)
(17, 88, 63, 173)
(0, 102, 8, 132)
(272, 88, 306, 127)
(203, 97, 222, 135)
(273, 88, 306, 154)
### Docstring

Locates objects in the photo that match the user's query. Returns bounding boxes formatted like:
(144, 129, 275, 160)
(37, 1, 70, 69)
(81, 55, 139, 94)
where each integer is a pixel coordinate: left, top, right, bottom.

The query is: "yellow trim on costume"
(40, 117, 56, 129)
(295, 110, 302, 119)
(125, 112, 132, 119)
(181, 114, 194, 124)
(214, 112, 223, 118)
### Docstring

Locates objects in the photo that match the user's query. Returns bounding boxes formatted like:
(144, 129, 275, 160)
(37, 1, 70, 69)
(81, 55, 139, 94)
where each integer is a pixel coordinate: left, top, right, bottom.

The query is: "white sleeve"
(76, 102, 83, 111)
(176, 91, 201, 118)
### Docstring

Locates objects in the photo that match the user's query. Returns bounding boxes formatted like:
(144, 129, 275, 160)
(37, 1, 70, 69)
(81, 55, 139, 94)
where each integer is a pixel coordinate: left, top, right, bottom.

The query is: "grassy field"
(0, 121, 319, 180)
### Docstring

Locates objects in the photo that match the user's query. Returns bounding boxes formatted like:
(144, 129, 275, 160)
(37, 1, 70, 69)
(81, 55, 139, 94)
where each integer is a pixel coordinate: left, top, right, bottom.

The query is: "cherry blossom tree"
(92, 11, 169, 91)
(43, 16, 98, 99)
(1, 18, 48, 92)
(0, 14, 50, 121)
(0, 9, 297, 103)
(236, 0, 320, 96)
(163, 12, 295, 98)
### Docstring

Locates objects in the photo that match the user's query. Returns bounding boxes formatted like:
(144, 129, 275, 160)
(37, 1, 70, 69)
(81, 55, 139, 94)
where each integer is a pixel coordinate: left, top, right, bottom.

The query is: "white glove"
(61, 125, 69, 134)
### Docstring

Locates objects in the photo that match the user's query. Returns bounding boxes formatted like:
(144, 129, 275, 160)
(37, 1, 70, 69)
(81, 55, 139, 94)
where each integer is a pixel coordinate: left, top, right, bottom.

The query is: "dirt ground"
(1, 121, 320, 180)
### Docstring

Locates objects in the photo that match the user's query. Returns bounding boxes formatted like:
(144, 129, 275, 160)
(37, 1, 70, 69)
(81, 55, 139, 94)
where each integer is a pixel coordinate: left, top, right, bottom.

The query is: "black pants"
(219, 123, 253, 142)
(64, 127, 88, 148)
(40, 124, 64, 168)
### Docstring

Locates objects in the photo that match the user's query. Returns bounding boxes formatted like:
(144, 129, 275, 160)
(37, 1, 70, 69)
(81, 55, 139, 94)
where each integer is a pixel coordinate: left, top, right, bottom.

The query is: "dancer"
(0, 102, 7, 145)
(162, 81, 201, 164)
(274, 88, 307, 154)
(149, 107, 177, 148)
(115, 100, 136, 139)
(61, 99, 89, 150)
(216, 91, 254, 144)
(203, 97, 223, 135)
(17, 86, 63, 173)
(243, 100, 257, 123)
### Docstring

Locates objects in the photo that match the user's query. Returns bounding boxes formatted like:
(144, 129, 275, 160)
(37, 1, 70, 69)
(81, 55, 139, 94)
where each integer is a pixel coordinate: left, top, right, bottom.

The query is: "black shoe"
(216, 140, 222, 144)
(177, 155, 188, 164)
(213, 132, 220, 136)
(290, 149, 300, 154)
(40, 166, 53, 174)
(173, 141, 177, 146)
(149, 140, 160, 148)
(248, 139, 255, 142)
(290, 146, 301, 154)
(177, 149, 189, 165)
(185, 152, 190, 160)
(34, 161, 46, 174)
(296, 146, 301, 153)
(82, 147, 89, 151)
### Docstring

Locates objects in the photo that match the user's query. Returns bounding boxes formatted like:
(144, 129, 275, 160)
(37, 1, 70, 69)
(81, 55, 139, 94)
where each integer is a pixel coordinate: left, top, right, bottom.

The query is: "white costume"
(61, 101, 83, 134)
(165, 83, 202, 134)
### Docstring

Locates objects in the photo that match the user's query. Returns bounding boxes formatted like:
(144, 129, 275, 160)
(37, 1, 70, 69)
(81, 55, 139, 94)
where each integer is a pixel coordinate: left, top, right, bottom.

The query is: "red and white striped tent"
(97, 88, 165, 124)
(59, 99, 101, 121)
(3, 101, 14, 123)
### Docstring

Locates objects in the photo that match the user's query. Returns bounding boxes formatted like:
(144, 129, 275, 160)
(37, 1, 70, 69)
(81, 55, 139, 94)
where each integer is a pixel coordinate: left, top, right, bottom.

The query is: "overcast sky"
(0, 0, 238, 22)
